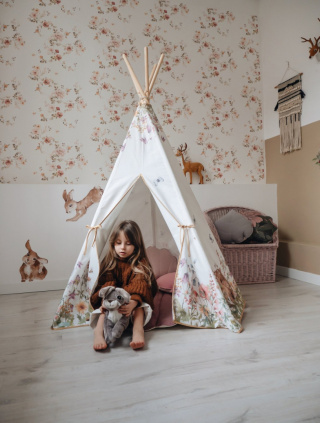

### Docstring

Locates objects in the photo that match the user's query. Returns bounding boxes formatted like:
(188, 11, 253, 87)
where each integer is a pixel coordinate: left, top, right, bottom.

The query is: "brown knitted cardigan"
(90, 257, 158, 311)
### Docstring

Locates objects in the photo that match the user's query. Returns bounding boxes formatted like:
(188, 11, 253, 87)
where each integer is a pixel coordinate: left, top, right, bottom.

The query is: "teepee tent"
(52, 48, 245, 333)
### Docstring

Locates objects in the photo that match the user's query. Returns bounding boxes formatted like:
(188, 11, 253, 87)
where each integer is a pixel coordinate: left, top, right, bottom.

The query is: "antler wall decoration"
(301, 18, 320, 59)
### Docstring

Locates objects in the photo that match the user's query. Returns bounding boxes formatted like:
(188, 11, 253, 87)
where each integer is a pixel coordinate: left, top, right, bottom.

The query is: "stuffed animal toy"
(99, 286, 131, 345)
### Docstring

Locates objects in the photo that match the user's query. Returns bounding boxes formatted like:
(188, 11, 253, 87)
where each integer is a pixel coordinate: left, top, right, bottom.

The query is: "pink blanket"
(145, 290, 175, 330)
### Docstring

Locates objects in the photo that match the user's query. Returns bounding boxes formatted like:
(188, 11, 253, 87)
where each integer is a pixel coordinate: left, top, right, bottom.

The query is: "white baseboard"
(0, 279, 67, 295)
(277, 266, 320, 286)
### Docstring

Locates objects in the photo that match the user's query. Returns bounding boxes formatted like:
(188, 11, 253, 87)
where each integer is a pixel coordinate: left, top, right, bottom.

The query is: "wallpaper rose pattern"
(0, 0, 264, 184)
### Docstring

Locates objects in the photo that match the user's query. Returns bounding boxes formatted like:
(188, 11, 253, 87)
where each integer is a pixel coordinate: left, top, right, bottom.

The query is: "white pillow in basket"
(215, 210, 253, 244)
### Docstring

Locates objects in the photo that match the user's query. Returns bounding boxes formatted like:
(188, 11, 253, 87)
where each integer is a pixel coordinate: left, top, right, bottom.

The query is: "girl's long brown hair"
(100, 220, 153, 285)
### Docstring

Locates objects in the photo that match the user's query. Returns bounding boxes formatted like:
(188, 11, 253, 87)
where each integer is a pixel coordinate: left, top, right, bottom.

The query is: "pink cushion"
(146, 247, 177, 279)
(144, 247, 177, 331)
(157, 272, 175, 293)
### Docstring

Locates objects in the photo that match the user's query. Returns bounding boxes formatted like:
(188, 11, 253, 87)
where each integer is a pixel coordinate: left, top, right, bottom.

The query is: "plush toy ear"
(99, 286, 115, 298)
(122, 289, 131, 304)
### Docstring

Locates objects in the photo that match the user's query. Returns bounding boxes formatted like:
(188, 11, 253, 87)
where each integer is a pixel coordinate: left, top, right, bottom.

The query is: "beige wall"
(265, 120, 320, 275)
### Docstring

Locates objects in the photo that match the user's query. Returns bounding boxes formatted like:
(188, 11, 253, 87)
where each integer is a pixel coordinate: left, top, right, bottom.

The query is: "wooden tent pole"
(122, 54, 145, 98)
(149, 54, 164, 95)
(149, 64, 157, 87)
(144, 46, 149, 98)
(123, 50, 164, 102)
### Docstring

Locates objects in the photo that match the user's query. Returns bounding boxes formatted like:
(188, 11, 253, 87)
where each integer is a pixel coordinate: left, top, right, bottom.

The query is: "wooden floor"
(1, 276, 320, 423)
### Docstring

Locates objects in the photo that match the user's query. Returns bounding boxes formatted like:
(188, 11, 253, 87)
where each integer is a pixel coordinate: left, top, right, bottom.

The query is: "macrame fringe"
(279, 113, 302, 154)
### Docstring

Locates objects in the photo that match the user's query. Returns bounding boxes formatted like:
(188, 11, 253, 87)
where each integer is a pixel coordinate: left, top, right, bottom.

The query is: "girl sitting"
(90, 220, 158, 351)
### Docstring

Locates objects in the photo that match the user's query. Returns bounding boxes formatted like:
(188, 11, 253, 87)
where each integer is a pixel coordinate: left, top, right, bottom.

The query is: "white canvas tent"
(52, 49, 245, 333)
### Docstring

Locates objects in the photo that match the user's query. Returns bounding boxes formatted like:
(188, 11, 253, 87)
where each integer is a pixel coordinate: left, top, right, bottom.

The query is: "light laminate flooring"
(1, 276, 320, 423)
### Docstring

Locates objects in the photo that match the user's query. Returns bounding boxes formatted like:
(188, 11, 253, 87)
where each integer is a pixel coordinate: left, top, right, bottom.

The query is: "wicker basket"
(204, 206, 279, 284)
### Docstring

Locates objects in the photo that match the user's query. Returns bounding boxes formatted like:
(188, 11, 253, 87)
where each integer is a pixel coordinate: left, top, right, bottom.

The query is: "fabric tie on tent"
(84, 224, 101, 254)
(143, 175, 195, 257)
(138, 96, 150, 106)
(178, 224, 195, 257)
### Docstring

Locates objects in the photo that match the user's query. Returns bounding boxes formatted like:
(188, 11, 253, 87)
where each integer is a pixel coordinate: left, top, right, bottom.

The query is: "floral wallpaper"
(0, 0, 264, 184)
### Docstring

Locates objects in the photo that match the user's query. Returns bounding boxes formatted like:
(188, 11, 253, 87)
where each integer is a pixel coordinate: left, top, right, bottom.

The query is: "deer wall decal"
(175, 143, 204, 184)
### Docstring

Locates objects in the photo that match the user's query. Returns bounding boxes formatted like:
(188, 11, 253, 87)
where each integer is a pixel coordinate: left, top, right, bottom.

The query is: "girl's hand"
(119, 300, 138, 317)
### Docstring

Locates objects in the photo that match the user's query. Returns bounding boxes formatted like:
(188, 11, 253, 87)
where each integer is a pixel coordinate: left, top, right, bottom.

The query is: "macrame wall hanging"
(274, 68, 305, 154)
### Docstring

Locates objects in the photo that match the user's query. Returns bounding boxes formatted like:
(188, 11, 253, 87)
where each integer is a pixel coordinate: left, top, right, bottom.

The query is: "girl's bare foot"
(130, 327, 145, 350)
(93, 331, 107, 351)
(93, 312, 107, 351)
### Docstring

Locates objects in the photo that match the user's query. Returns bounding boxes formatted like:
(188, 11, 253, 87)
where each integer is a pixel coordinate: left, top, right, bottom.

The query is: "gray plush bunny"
(99, 286, 131, 345)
